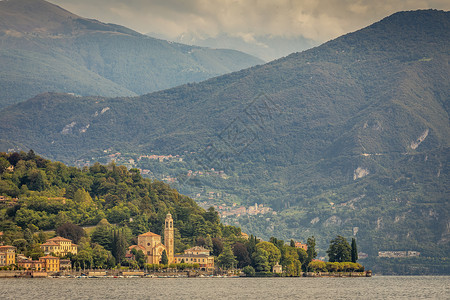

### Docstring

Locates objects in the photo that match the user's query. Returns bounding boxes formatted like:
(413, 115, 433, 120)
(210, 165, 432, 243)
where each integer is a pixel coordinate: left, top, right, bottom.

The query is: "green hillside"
(0, 10, 448, 273)
(0, 151, 242, 251)
(0, 0, 263, 108)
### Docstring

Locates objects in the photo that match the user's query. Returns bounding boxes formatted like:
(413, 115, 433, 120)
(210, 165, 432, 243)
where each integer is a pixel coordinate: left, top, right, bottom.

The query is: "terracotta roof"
(0, 245, 16, 250)
(138, 231, 160, 237)
(48, 236, 72, 242)
(128, 245, 146, 251)
(41, 241, 59, 246)
(185, 246, 209, 252)
(40, 255, 59, 259)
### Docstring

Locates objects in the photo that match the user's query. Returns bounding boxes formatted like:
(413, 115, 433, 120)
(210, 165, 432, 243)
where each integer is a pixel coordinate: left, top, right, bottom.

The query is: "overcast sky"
(48, 0, 449, 60)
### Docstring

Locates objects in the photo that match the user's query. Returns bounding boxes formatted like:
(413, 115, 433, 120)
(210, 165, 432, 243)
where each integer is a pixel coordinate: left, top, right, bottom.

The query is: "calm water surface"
(0, 276, 449, 299)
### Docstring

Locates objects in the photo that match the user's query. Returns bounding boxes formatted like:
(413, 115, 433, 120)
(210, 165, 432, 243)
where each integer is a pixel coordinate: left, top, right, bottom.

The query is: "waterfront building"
(17, 257, 43, 271)
(128, 213, 174, 264)
(272, 262, 283, 274)
(39, 255, 60, 272)
(0, 245, 16, 266)
(40, 236, 78, 256)
(174, 246, 214, 271)
(60, 259, 72, 270)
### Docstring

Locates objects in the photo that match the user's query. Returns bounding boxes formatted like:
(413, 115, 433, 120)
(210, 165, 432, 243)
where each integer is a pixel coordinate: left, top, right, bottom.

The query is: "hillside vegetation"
(0, 10, 448, 273)
(0, 151, 244, 251)
(0, 0, 262, 108)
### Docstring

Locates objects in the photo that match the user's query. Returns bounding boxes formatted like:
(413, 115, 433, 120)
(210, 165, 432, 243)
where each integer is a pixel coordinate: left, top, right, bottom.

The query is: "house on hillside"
(40, 236, 78, 256)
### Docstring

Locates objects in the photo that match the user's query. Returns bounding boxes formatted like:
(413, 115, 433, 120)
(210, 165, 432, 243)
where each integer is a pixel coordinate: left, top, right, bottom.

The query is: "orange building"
(0, 245, 16, 266)
(40, 236, 77, 256)
(17, 257, 43, 271)
(294, 242, 308, 251)
(240, 232, 249, 240)
(39, 255, 60, 272)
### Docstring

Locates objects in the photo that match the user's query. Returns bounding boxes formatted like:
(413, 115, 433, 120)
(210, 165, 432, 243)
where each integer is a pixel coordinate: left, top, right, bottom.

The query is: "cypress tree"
(351, 238, 358, 263)
(161, 249, 168, 265)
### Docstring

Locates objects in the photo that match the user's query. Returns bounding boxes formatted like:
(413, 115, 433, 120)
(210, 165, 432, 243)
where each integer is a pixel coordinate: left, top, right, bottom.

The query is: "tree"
(0, 157, 10, 174)
(56, 222, 86, 244)
(327, 235, 351, 263)
(243, 265, 255, 277)
(251, 248, 270, 272)
(218, 245, 237, 270)
(112, 229, 128, 265)
(290, 239, 295, 247)
(12, 239, 28, 252)
(91, 221, 113, 250)
(233, 242, 251, 268)
(135, 250, 146, 268)
(256, 241, 281, 268)
(351, 238, 358, 263)
(23, 228, 34, 246)
(280, 246, 301, 276)
(161, 249, 169, 265)
(246, 235, 258, 257)
(92, 244, 109, 269)
(303, 236, 317, 271)
(307, 236, 317, 260)
(212, 237, 224, 256)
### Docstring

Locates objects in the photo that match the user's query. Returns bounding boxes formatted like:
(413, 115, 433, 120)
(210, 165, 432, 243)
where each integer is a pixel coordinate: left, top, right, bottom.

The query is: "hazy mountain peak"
(0, 0, 142, 37)
(0, 0, 263, 107)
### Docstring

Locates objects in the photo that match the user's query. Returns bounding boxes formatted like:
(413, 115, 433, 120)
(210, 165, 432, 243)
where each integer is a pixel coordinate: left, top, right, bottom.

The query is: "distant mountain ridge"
(0, 0, 263, 108)
(0, 9, 449, 273)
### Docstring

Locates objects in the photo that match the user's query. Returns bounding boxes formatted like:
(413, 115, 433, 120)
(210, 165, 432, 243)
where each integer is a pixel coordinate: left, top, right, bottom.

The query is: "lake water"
(0, 276, 449, 299)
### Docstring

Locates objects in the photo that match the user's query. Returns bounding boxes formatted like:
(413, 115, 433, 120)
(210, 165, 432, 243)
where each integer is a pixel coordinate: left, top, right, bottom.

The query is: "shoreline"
(0, 270, 372, 278)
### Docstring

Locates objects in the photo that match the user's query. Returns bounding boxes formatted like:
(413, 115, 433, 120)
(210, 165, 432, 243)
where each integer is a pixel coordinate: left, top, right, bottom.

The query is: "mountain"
(0, 0, 263, 108)
(0, 9, 449, 273)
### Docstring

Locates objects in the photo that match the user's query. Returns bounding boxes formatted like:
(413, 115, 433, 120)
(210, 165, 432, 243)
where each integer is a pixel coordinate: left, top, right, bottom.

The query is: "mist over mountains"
(0, 0, 263, 108)
(0, 3, 449, 273)
(147, 31, 319, 62)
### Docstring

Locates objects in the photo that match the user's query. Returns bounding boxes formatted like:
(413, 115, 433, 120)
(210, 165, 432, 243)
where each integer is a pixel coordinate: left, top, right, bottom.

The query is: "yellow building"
(175, 246, 214, 271)
(39, 255, 60, 272)
(40, 236, 78, 256)
(0, 245, 16, 266)
(128, 213, 174, 264)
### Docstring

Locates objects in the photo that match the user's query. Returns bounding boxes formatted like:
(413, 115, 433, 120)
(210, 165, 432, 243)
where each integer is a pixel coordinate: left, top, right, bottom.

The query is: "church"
(128, 213, 174, 264)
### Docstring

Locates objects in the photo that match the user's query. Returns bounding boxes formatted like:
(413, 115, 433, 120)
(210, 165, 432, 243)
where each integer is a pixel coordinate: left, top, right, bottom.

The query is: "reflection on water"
(1, 276, 449, 300)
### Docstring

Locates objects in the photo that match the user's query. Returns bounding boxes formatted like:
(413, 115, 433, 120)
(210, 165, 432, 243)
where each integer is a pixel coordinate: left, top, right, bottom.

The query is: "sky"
(48, 0, 450, 60)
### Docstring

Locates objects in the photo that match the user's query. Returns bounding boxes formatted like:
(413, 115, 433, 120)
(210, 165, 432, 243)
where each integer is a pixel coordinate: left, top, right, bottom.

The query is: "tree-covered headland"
(1, 151, 367, 275)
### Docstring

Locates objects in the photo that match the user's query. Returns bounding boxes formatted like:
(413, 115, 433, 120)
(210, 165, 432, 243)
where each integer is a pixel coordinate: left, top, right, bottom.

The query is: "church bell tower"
(164, 213, 174, 263)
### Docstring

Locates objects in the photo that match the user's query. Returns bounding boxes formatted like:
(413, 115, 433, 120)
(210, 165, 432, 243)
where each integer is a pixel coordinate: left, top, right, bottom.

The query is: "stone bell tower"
(164, 212, 174, 263)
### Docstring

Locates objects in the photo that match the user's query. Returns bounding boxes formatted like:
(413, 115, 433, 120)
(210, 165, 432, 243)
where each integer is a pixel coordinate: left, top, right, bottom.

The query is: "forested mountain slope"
(0, 0, 263, 108)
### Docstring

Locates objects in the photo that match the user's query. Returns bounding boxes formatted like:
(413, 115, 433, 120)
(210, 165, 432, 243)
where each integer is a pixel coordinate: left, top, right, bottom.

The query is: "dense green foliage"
(0, 0, 263, 108)
(0, 151, 243, 256)
(327, 236, 351, 263)
(0, 10, 448, 274)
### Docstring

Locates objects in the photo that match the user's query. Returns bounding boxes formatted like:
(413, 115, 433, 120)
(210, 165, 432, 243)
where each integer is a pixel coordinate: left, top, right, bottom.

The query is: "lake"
(0, 276, 449, 299)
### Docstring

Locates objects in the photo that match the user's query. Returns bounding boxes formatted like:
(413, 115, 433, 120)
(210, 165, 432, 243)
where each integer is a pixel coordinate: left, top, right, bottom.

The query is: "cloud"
(49, 0, 449, 42)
